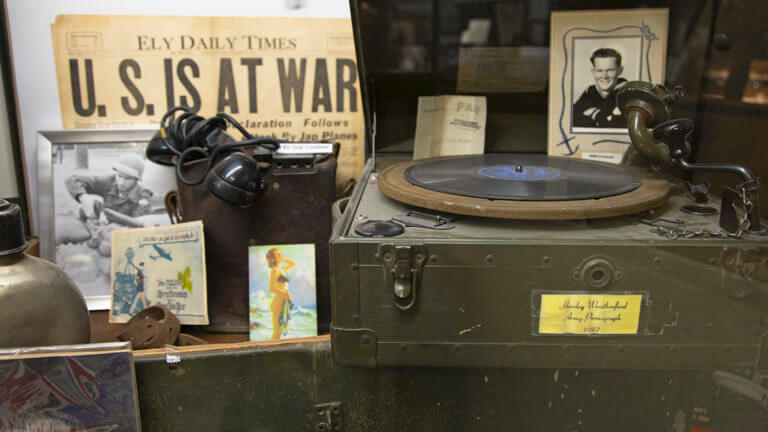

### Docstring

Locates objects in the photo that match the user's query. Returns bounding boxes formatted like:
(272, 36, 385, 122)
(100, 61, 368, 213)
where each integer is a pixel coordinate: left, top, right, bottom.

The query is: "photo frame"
(37, 129, 177, 310)
(547, 9, 668, 163)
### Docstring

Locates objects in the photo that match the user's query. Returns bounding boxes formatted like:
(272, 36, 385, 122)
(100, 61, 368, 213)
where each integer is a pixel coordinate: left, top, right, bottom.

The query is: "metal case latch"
(314, 402, 342, 432)
(378, 243, 426, 310)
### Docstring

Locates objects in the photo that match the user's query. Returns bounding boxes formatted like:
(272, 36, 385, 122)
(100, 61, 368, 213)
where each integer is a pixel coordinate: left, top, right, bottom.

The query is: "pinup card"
(248, 244, 318, 341)
(109, 221, 208, 325)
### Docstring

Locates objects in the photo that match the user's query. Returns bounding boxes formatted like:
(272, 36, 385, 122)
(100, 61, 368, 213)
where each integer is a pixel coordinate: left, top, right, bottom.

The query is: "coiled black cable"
(175, 137, 281, 186)
(161, 107, 281, 186)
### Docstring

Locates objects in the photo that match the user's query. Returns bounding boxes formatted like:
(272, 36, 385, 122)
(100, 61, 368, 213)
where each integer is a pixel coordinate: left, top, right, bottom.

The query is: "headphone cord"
(162, 108, 283, 185)
(176, 137, 282, 186)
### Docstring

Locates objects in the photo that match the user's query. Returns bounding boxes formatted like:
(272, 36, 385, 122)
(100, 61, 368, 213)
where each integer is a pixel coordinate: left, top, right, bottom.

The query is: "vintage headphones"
(146, 107, 280, 207)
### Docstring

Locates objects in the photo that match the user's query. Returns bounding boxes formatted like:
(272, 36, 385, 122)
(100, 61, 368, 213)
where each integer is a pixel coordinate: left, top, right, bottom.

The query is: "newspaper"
(51, 15, 365, 185)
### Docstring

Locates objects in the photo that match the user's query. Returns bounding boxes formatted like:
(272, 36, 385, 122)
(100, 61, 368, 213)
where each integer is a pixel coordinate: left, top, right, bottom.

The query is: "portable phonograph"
(330, 82, 768, 369)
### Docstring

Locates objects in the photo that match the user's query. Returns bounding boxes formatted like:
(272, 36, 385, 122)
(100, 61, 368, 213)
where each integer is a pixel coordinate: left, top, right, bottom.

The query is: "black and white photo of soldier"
(571, 38, 642, 131)
(60, 154, 153, 255)
(573, 48, 627, 128)
(52, 144, 175, 298)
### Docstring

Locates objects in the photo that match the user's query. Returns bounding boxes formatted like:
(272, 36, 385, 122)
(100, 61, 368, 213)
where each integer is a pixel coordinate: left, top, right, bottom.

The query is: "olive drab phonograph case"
(329, 2, 768, 368)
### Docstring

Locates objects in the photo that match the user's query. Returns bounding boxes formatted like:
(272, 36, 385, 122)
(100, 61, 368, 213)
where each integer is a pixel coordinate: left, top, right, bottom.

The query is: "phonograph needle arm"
(626, 109, 671, 166)
(617, 81, 762, 233)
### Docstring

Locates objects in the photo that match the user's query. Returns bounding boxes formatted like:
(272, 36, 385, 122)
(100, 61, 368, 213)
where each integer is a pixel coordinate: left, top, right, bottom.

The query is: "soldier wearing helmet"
(65, 153, 153, 219)
(61, 153, 153, 256)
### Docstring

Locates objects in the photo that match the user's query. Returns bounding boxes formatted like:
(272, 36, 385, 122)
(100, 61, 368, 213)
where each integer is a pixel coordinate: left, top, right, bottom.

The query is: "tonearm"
(617, 81, 762, 236)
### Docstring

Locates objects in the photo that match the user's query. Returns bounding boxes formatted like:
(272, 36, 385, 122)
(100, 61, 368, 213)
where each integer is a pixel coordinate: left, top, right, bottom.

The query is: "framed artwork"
(248, 244, 318, 341)
(547, 9, 668, 163)
(0, 342, 140, 431)
(37, 129, 176, 310)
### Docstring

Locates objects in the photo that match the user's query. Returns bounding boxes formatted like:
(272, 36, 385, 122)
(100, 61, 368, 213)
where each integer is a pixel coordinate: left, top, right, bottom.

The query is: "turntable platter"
(378, 155, 670, 220)
(404, 154, 640, 201)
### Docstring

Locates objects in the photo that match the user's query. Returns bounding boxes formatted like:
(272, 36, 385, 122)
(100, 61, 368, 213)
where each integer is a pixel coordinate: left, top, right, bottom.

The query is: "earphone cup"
(204, 152, 263, 207)
(146, 130, 177, 166)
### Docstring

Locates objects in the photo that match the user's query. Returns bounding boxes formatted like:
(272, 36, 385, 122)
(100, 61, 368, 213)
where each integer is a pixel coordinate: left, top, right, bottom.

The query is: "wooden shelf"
(89, 310, 323, 353)
(133, 335, 329, 358)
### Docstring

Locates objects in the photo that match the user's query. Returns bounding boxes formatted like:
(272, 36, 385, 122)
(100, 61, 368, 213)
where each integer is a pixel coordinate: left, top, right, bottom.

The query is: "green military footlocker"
(132, 338, 768, 431)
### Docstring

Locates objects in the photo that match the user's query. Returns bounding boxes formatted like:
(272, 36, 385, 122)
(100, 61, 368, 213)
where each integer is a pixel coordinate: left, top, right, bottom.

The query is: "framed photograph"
(248, 244, 318, 341)
(0, 342, 140, 431)
(547, 9, 668, 163)
(37, 129, 177, 310)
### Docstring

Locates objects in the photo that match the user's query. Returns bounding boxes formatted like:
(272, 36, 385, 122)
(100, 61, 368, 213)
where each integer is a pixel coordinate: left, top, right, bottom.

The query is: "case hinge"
(314, 402, 342, 432)
(378, 243, 426, 310)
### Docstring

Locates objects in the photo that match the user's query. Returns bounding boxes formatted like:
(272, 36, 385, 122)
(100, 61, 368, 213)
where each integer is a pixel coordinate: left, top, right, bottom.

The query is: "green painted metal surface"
(134, 341, 767, 431)
(329, 160, 768, 369)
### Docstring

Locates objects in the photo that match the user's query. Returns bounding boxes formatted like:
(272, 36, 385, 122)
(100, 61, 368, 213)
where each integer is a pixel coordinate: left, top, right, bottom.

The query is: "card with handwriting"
(109, 221, 208, 324)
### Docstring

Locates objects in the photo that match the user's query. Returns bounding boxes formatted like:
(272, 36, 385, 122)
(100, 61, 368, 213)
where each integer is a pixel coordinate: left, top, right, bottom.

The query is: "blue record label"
(478, 165, 562, 181)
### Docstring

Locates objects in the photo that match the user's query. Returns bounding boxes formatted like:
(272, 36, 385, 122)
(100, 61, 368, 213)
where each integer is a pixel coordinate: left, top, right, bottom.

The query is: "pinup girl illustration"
(266, 248, 295, 340)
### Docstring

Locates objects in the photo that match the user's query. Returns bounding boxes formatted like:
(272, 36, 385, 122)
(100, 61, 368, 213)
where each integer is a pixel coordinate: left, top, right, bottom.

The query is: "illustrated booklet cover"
(110, 220, 208, 324)
(249, 244, 318, 341)
(0, 342, 140, 431)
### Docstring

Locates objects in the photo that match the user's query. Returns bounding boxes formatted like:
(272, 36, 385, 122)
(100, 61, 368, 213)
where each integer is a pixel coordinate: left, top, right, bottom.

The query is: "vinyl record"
(403, 154, 640, 201)
(377, 155, 670, 220)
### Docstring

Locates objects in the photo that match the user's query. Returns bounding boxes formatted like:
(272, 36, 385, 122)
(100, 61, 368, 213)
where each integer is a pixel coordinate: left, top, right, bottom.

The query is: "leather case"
(167, 150, 336, 333)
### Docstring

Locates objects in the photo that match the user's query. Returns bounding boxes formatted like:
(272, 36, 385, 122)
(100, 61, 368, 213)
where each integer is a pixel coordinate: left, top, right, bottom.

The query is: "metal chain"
(638, 218, 736, 240)
(647, 225, 730, 240)
(733, 187, 754, 239)
(639, 183, 757, 240)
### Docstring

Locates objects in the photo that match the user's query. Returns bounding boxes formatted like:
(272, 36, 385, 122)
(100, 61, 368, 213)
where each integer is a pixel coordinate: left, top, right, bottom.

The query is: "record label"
(478, 165, 562, 181)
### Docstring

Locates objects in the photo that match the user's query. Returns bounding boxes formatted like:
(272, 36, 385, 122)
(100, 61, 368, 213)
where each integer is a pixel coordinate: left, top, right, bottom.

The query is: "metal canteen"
(0, 200, 90, 348)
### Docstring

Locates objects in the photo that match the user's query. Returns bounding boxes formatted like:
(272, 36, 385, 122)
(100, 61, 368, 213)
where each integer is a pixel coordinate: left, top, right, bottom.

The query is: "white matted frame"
(547, 8, 668, 162)
(37, 128, 168, 310)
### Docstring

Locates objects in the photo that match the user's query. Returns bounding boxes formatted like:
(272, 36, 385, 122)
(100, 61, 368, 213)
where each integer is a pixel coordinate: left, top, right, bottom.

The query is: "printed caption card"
(109, 221, 208, 324)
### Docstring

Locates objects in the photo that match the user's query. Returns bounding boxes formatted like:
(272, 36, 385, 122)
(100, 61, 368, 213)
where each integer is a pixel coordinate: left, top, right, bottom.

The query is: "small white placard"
(581, 152, 623, 164)
(276, 143, 334, 154)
